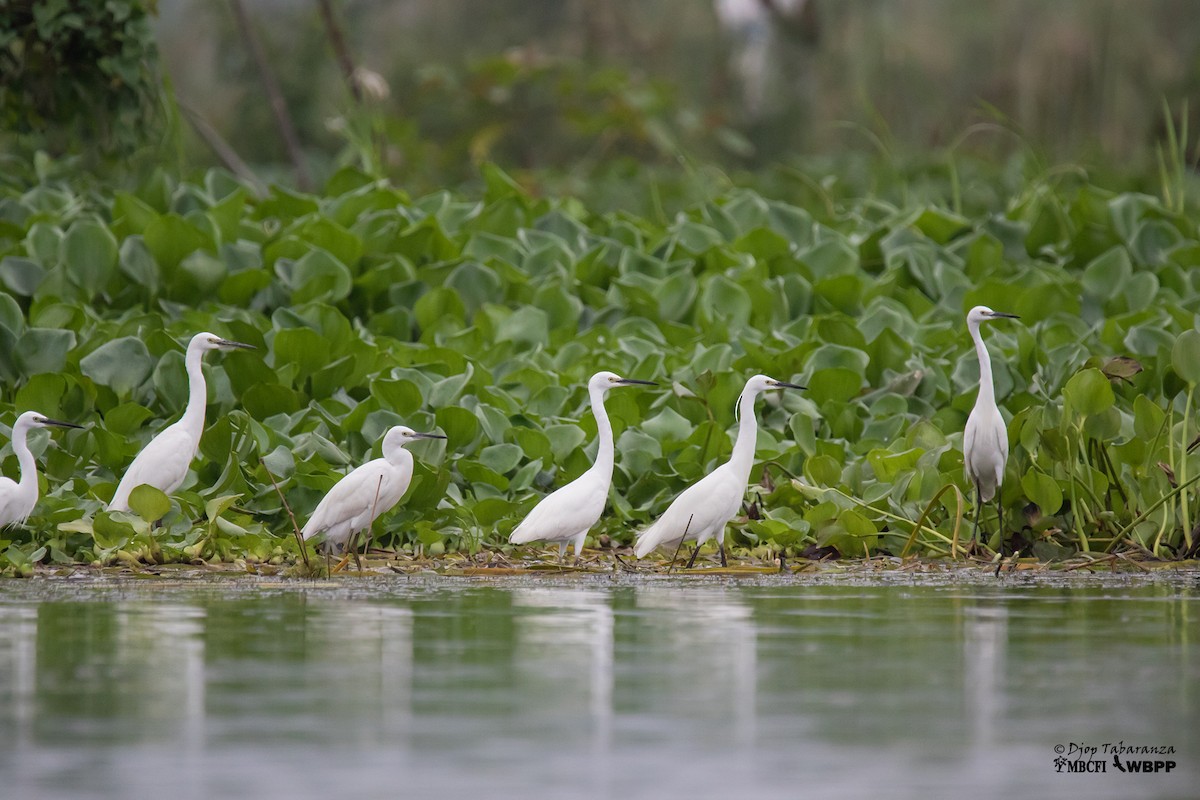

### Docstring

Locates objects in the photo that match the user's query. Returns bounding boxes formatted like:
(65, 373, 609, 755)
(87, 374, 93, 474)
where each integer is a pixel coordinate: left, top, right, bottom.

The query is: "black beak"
(617, 378, 658, 386)
(217, 338, 257, 350)
(774, 381, 807, 390)
(40, 418, 84, 430)
(989, 312, 1020, 320)
(413, 432, 448, 440)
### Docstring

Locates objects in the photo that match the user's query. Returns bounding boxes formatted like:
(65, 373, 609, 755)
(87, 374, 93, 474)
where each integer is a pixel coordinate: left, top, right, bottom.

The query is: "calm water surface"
(0, 573, 1195, 799)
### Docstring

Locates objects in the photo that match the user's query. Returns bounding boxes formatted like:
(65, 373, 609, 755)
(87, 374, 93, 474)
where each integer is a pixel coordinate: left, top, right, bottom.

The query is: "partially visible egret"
(109, 332, 255, 512)
(508, 371, 657, 562)
(302, 426, 446, 561)
(963, 305, 1020, 544)
(635, 374, 804, 567)
(0, 412, 82, 528)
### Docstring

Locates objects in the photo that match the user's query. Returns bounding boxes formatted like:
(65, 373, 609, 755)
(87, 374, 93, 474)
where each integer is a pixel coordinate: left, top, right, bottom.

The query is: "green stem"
(1182, 386, 1195, 552)
(1105, 468, 1200, 553)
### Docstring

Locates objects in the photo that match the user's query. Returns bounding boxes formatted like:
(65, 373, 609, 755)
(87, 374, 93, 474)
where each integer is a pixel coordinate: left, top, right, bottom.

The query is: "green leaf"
(1171, 329, 1200, 384)
(1021, 469, 1063, 515)
(144, 213, 213, 270)
(128, 485, 171, 522)
(1063, 368, 1115, 418)
(79, 336, 154, 395)
(61, 218, 119, 296)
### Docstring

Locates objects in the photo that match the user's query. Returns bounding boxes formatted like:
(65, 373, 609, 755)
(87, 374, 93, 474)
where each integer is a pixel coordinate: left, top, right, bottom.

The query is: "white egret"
(508, 371, 657, 562)
(963, 305, 1020, 544)
(0, 412, 82, 528)
(108, 332, 255, 512)
(302, 425, 446, 558)
(635, 374, 804, 567)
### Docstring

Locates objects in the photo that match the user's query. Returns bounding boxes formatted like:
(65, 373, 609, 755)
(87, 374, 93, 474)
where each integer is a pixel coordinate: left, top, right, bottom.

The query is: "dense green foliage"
(1, 160, 1199, 574)
(0, 0, 165, 165)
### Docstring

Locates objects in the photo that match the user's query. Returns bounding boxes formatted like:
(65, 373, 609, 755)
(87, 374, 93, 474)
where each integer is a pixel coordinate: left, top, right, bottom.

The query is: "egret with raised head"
(508, 371, 656, 563)
(963, 305, 1020, 544)
(0, 412, 83, 528)
(302, 425, 446, 564)
(635, 374, 804, 567)
(109, 332, 255, 512)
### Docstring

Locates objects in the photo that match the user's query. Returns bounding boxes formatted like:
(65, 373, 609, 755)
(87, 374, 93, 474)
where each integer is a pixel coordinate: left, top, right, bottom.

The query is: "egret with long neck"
(0, 412, 82, 528)
(109, 332, 254, 512)
(508, 371, 656, 563)
(963, 305, 1020, 544)
(635, 374, 804, 567)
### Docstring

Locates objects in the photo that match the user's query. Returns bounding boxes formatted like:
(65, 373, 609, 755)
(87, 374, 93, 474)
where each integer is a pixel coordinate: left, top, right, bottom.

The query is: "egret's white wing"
(302, 458, 411, 542)
(0, 476, 20, 527)
(635, 465, 744, 557)
(109, 423, 197, 511)
(509, 469, 608, 545)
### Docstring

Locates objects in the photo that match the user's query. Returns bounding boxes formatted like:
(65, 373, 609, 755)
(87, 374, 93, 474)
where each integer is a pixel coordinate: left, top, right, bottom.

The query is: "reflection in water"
(963, 605, 1007, 749)
(0, 580, 1196, 800)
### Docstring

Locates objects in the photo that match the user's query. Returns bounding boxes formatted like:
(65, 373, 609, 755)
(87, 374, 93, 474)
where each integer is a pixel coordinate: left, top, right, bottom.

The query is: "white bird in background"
(635, 374, 804, 567)
(963, 305, 1020, 543)
(108, 332, 255, 512)
(508, 371, 657, 562)
(302, 425, 446, 556)
(0, 411, 82, 528)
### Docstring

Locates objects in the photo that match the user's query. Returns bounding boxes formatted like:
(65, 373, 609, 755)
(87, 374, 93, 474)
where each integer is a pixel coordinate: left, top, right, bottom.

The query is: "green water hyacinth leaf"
(143, 213, 213, 270)
(1021, 469, 1063, 515)
(16, 328, 75, 376)
(79, 336, 154, 396)
(0, 256, 45, 296)
(62, 218, 119, 296)
(1171, 329, 1200, 384)
(92, 512, 135, 550)
(129, 485, 171, 523)
(1063, 368, 1115, 418)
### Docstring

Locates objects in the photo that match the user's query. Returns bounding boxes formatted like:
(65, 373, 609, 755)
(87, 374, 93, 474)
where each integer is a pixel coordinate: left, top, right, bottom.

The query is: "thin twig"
(261, 458, 310, 570)
(228, 0, 312, 190)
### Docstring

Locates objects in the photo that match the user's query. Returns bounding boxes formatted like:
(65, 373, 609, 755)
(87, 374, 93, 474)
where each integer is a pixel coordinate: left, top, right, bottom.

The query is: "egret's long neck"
(178, 344, 208, 441)
(12, 420, 38, 496)
(589, 386, 615, 480)
(970, 321, 996, 408)
(727, 389, 762, 480)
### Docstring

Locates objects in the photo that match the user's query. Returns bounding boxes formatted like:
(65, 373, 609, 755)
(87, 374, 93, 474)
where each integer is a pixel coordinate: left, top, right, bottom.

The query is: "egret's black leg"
(779, 548, 787, 573)
(719, 541, 727, 567)
(970, 484, 983, 546)
(684, 544, 701, 569)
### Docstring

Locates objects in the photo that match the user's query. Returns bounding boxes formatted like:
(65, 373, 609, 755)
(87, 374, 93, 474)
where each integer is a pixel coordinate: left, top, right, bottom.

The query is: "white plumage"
(508, 371, 656, 562)
(302, 425, 445, 553)
(962, 305, 1020, 539)
(0, 411, 82, 528)
(635, 374, 804, 566)
(109, 332, 254, 512)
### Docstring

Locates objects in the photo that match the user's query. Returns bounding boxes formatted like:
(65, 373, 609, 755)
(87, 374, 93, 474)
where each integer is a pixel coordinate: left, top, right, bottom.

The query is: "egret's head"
(587, 371, 658, 394)
(383, 425, 447, 451)
(190, 331, 257, 353)
(14, 411, 82, 432)
(966, 306, 1020, 326)
(744, 374, 806, 395)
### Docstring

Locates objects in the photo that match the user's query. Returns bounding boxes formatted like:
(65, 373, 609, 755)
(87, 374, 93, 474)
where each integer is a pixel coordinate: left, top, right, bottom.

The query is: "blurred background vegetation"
(4, 0, 1200, 209)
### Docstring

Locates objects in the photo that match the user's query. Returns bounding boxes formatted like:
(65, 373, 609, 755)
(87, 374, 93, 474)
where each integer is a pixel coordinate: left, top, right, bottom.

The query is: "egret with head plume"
(302, 425, 446, 561)
(635, 374, 804, 567)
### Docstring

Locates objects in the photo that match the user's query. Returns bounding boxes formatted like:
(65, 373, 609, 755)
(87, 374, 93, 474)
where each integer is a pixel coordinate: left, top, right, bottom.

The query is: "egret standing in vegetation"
(109, 332, 255, 512)
(509, 371, 657, 563)
(635, 374, 804, 567)
(963, 305, 1020, 545)
(302, 425, 446, 564)
(0, 412, 82, 528)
